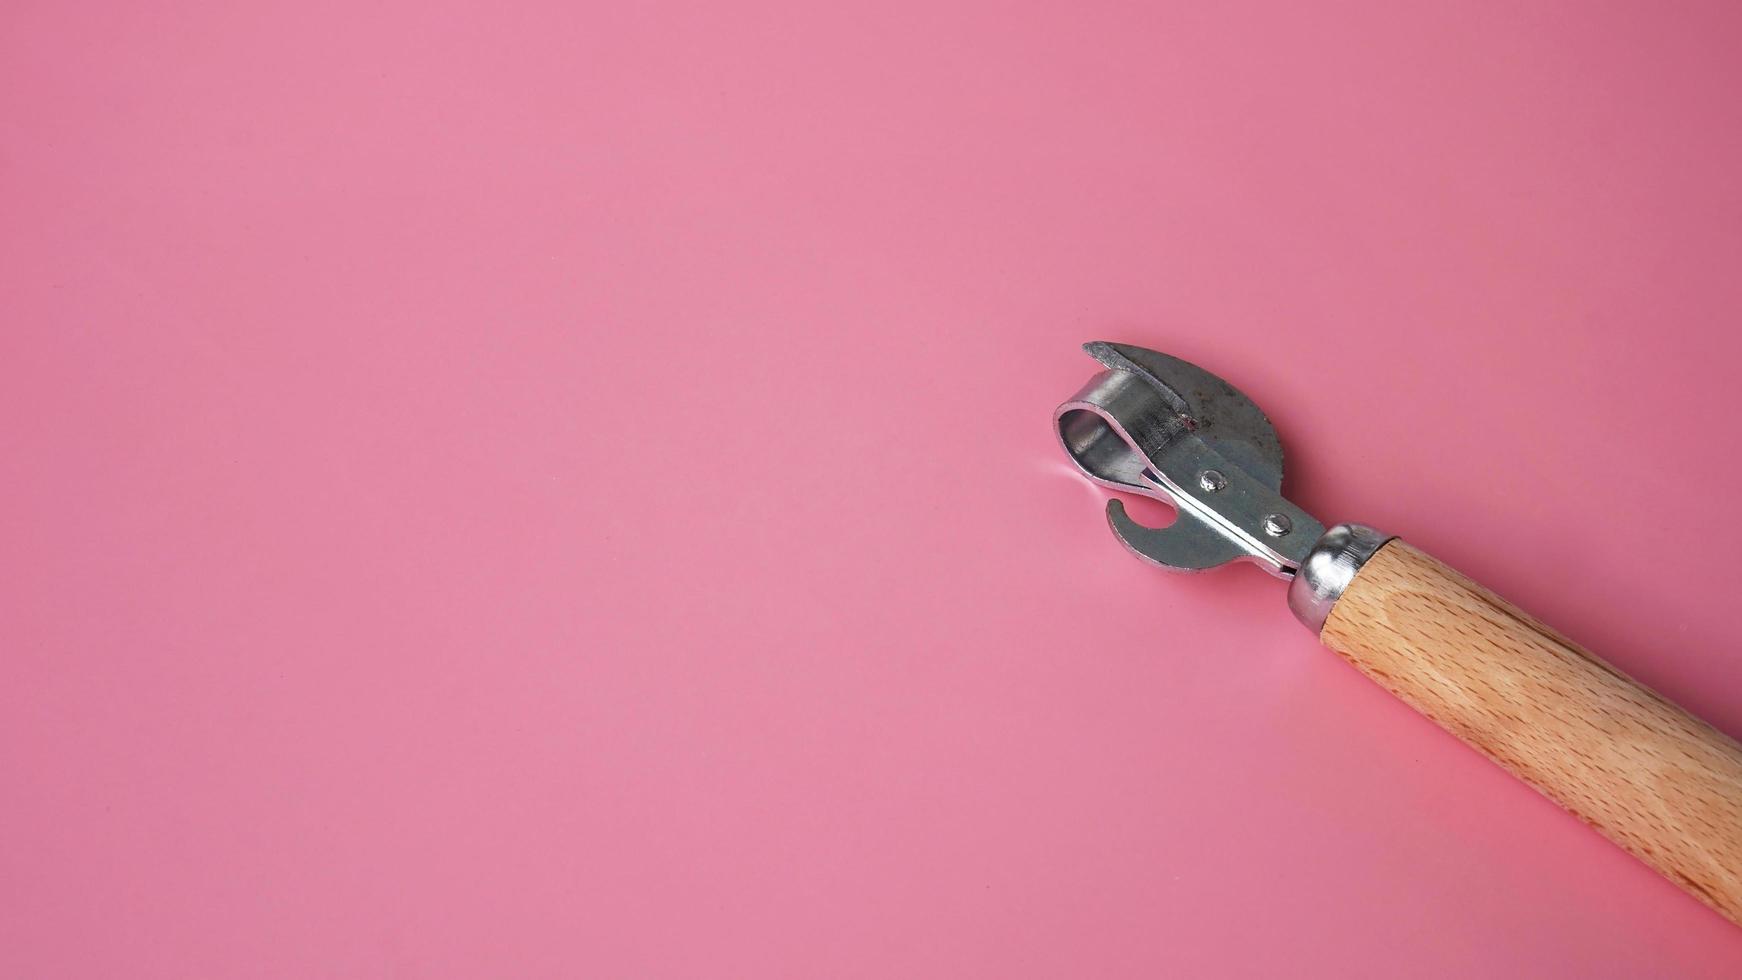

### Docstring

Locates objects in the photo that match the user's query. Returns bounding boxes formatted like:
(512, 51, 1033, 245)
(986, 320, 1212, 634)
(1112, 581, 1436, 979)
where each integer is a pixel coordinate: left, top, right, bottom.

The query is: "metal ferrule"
(1286, 524, 1395, 634)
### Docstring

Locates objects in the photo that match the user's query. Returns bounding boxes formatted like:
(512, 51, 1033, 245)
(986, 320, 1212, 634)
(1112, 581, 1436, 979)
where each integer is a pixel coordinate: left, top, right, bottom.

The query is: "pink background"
(6, 1, 1742, 976)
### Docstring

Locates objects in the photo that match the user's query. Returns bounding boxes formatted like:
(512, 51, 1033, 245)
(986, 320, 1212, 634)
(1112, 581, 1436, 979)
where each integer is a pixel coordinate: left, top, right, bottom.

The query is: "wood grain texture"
(1321, 539, 1742, 925)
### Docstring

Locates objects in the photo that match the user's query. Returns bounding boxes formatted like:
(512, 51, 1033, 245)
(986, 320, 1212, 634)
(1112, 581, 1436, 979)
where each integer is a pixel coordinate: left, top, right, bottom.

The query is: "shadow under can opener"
(1055, 341, 1742, 927)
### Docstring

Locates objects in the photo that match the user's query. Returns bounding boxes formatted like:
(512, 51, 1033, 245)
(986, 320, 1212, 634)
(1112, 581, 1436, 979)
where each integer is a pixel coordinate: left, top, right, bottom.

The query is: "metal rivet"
(1263, 514, 1293, 537)
(1197, 469, 1227, 493)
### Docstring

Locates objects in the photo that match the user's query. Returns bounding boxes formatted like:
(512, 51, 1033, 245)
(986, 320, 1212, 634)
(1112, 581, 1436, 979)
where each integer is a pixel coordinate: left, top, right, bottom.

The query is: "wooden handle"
(1321, 539, 1742, 924)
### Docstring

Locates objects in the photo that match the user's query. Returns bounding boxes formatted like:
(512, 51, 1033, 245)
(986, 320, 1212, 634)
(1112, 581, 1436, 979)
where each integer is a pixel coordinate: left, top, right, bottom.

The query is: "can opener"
(1055, 341, 1742, 925)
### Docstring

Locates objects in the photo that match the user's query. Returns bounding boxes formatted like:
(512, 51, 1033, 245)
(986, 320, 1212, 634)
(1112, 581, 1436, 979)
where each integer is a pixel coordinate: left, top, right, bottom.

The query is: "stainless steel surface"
(1054, 341, 1326, 578)
(1286, 524, 1395, 633)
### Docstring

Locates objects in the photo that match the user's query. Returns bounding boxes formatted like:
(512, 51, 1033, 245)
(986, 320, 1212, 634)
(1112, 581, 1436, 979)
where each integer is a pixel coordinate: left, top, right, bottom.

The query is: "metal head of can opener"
(1053, 341, 1387, 631)
(1053, 341, 1742, 928)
